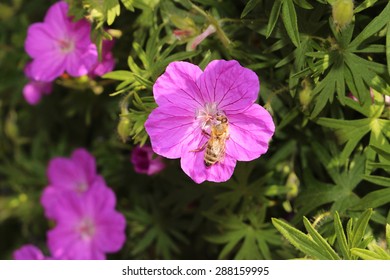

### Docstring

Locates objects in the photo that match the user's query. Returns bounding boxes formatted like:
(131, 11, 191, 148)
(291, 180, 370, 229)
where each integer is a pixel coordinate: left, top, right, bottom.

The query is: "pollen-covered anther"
(195, 102, 219, 130)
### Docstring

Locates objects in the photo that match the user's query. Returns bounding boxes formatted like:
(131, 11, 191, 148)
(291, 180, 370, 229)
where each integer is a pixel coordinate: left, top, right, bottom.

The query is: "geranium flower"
(24, 1, 97, 82)
(131, 145, 166, 175)
(145, 60, 275, 183)
(47, 180, 126, 260)
(13, 245, 46, 260)
(41, 148, 101, 220)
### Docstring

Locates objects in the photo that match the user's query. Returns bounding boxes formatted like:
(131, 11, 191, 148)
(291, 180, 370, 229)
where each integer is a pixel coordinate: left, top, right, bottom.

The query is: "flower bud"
(131, 145, 166, 176)
(117, 115, 132, 143)
(332, 0, 354, 30)
(299, 79, 313, 110)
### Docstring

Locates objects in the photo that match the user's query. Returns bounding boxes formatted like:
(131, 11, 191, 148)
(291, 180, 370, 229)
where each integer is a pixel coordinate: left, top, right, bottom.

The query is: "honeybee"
(197, 114, 229, 167)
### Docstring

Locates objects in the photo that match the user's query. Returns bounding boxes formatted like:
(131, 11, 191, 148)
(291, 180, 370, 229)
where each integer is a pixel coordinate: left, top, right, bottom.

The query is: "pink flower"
(47, 180, 126, 260)
(41, 148, 101, 220)
(131, 145, 166, 175)
(23, 80, 53, 105)
(24, 1, 97, 82)
(89, 39, 115, 77)
(145, 60, 275, 184)
(23, 63, 52, 105)
(13, 245, 45, 260)
(188, 24, 216, 50)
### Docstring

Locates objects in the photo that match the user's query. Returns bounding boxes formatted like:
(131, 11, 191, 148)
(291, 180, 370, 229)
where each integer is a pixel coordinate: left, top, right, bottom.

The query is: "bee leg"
(201, 130, 210, 137)
(190, 130, 209, 152)
(190, 141, 208, 153)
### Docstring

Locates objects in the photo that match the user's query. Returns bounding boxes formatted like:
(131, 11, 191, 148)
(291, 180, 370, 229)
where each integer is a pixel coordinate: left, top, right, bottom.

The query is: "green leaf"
(281, 0, 300, 47)
(351, 209, 372, 248)
(351, 248, 390, 260)
(354, 44, 386, 53)
(354, 0, 379, 13)
(352, 189, 390, 210)
(317, 117, 371, 164)
(349, 1, 390, 49)
(105, 0, 120, 25)
(272, 218, 329, 259)
(303, 217, 341, 260)
(334, 212, 351, 259)
(241, 0, 261, 18)
(310, 65, 338, 118)
(103, 70, 132, 81)
(386, 224, 390, 249)
(266, 0, 282, 38)
(363, 175, 390, 187)
(235, 230, 262, 259)
(132, 227, 157, 255)
(121, 0, 135, 11)
(387, 23, 390, 76)
(293, 0, 312, 9)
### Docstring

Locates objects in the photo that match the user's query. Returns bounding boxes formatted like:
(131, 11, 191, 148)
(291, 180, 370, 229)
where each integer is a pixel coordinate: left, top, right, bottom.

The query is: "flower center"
(57, 38, 75, 54)
(75, 181, 88, 193)
(76, 217, 96, 241)
(196, 102, 225, 131)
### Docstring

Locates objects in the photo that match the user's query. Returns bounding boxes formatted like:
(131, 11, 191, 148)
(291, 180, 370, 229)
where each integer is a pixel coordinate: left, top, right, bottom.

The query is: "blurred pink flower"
(23, 63, 53, 105)
(188, 24, 216, 50)
(145, 60, 275, 183)
(41, 148, 102, 220)
(23, 80, 52, 105)
(131, 145, 166, 175)
(13, 245, 46, 260)
(47, 180, 126, 260)
(24, 1, 97, 82)
(89, 39, 116, 77)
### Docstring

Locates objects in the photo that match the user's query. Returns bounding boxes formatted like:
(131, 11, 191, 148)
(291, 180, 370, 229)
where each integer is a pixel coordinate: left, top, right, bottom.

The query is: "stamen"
(196, 102, 218, 130)
(75, 182, 87, 193)
(57, 38, 75, 53)
(76, 217, 96, 241)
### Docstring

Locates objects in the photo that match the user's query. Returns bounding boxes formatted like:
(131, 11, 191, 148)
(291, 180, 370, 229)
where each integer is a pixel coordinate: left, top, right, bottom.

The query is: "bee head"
(215, 113, 228, 124)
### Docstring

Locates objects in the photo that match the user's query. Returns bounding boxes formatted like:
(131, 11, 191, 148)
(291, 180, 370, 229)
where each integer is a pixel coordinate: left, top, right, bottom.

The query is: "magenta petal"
(72, 19, 93, 42)
(23, 82, 44, 105)
(40, 185, 60, 219)
(13, 245, 45, 260)
(226, 104, 275, 161)
(47, 157, 86, 189)
(180, 132, 237, 183)
(29, 52, 66, 82)
(71, 148, 97, 184)
(23, 79, 52, 105)
(78, 44, 99, 73)
(65, 50, 90, 77)
(94, 213, 126, 252)
(147, 159, 166, 175)
(25, 23, 57, 58)
(153, 61, 204, 110)
(43, 1, 69, 37)
(198, 60, 259, 113)
(48, 225, 105, 260)
(145, 105, 199, 158)
(131, 145, 165, 175)
(91, 52, 115, 77)
(84, 184, 116, 217)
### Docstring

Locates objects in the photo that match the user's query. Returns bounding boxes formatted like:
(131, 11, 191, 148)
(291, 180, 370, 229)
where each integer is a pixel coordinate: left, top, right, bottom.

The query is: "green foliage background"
(0, 0, 389, 259)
